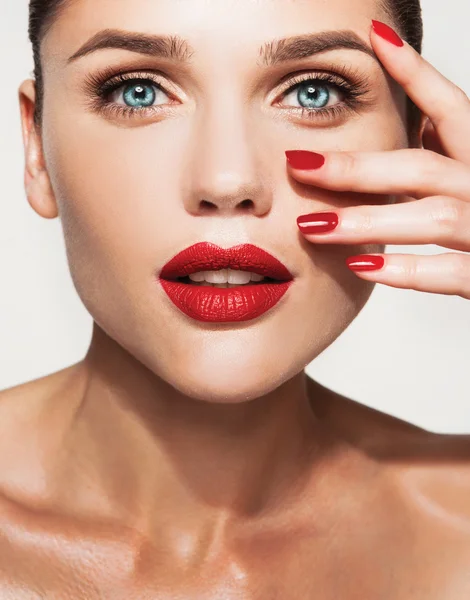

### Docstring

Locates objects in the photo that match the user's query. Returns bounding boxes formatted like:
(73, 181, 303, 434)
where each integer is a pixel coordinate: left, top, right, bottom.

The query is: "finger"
(346, 252, 470, 300)
(296, 196, 470, 252)
(422, 119, 447, 157)
(285, 149, 470, 202)
(370, 20, 470, 162)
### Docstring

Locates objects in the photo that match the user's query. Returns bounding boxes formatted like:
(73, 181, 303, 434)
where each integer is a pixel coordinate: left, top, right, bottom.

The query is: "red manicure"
(371, 20, 404, 47)
(297, 212, 339, 234)
(286, 150, 325, 170)
(346, 255, 385, 272)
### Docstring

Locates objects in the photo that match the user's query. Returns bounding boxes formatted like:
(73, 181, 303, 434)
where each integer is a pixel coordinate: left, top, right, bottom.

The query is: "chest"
(0, 524, 468, 600)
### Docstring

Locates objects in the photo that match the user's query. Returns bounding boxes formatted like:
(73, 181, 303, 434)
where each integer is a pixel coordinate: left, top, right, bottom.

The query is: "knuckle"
(434, 85, 470, 125)
(340, 152, 358, 185)
(450, 253, 467, 275)
(402, 259, 419, 288)
(450, 84, 470, 107)
(357, 211, 374, 234)
(415, 149, 443, 184)
(429, 196, 465, 237)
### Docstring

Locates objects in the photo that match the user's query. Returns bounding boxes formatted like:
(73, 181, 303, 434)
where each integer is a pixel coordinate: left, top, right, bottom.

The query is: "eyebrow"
(67, 28, 377, 66)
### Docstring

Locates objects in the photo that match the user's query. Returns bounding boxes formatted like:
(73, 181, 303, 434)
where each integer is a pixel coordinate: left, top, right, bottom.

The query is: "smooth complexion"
(2, 0, 469, 596)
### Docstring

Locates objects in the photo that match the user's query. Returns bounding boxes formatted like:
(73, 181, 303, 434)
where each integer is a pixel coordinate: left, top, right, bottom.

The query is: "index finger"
(370, 19, 470, 161)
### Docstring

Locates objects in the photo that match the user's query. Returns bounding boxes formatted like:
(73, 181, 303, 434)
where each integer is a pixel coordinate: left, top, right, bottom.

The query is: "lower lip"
(159, 280, 293, 322)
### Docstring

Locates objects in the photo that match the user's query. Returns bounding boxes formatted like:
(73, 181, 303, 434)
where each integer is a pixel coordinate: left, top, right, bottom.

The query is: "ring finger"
(345, 252, 470, 300)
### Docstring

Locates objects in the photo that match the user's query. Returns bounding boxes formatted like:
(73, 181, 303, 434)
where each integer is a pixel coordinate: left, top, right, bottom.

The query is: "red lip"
(160, 242, 293, 281)
(158, 242, 294, 323)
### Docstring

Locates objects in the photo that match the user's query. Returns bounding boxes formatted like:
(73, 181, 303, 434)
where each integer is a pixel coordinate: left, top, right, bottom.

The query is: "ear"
(18, 79, 58, 219)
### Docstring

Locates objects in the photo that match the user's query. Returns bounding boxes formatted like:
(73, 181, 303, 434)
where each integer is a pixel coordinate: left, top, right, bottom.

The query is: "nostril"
(200, 200, 216, 210)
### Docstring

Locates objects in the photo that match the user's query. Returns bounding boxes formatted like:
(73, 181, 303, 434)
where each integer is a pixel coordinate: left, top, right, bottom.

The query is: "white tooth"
(204, 269, 229, 284)
(189, 272, 206, 282)
(187, 269, 266, 284)
(227, 270, 252, 285)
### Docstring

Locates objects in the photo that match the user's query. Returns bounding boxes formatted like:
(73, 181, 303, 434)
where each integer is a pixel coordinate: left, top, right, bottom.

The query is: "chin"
(166, 370, 293, 404)
(156, 343, 302, 404)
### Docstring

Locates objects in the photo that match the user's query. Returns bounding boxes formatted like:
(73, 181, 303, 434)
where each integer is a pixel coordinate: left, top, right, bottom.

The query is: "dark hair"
(29, 0, 423, 134)
(29, 0, 71, 128)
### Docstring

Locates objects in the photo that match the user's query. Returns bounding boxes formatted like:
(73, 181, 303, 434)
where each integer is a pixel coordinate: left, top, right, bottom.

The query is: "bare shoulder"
(0, 363, 81, 399)
(0, 363, 85, 415)
(306, 374, 470, 450)
(307, 376, 470, 549)
(0, 363, 87, 502)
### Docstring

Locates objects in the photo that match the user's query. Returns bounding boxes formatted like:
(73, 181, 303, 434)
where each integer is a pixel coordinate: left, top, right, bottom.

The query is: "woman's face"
(29, 0, 409, 402)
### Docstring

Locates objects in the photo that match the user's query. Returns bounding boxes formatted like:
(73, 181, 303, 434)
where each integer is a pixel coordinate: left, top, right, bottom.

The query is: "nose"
(183, 98, 273, 217)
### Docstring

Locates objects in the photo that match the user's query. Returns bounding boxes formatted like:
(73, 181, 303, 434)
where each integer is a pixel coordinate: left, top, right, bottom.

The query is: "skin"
(1, 0, 470, 596)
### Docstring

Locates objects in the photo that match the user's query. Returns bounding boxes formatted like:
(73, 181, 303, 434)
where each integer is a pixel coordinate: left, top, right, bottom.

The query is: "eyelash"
(83, 64, 371, 123)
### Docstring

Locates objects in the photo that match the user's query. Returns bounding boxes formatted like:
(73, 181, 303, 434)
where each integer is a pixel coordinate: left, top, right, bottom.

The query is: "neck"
(60, 325, 333, 543)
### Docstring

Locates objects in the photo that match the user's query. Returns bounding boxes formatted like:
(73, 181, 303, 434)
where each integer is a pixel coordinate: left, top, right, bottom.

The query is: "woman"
(1, 0, 469, 596)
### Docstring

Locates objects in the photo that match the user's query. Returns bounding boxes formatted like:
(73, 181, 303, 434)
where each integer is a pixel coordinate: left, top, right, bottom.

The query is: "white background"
(1, 1, 469, 432)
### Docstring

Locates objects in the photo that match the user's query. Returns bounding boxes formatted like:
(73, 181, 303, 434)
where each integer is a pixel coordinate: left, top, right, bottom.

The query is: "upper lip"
(160, 242, 294, 281)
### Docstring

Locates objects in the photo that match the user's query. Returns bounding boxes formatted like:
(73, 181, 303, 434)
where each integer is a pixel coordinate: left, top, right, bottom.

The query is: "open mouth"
(173, 275, 281, 288)
(158, 242, 294, 322)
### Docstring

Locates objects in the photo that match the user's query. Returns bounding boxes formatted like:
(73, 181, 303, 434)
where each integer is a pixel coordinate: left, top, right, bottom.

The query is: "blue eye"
(297, 82, 329, 109)
(282, 79, 342, 110)
(122, 82, 157, 108)
(107, 79, 171, 109)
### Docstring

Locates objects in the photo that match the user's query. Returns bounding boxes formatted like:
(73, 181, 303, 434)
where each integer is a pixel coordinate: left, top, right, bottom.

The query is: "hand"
(286, 20, 470, 300)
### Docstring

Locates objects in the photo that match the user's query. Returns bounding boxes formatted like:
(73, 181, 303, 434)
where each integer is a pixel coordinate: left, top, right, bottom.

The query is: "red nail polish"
(286, 150, 325, 170)
(346, 255, 385, 272)
(371, 20, 404, 47)
(297, 212, 338, 234)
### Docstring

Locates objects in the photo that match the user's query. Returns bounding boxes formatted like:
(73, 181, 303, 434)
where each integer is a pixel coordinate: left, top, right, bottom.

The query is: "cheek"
(41, 114, 194, 344)
(44, 117, 184, 270)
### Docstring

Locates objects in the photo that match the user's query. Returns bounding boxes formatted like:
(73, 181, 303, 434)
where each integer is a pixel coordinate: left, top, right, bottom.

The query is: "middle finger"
(296, 195, 470, 253)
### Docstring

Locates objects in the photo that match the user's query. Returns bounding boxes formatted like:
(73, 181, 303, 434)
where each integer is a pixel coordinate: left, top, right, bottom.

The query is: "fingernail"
(286, 150, 325, 170)
(346, 255, 385, 272)
(371, 20, 404, 47)
(297, 212, 339, 234)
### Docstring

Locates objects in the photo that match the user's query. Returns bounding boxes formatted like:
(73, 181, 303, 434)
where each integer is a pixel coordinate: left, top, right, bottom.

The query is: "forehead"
(44, 0, 386, 62)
